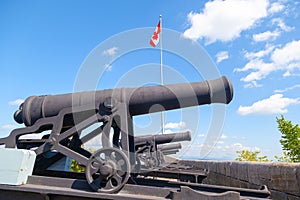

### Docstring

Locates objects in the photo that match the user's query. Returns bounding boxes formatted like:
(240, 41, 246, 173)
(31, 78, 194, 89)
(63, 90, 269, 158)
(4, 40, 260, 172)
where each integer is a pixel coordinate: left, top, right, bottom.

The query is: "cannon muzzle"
(157, 143, 182, 151)
(14, 76, 233, 126)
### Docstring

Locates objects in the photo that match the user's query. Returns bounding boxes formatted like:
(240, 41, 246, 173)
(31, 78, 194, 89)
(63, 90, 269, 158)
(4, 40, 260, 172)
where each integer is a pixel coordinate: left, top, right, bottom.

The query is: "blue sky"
(1, 0, 300, 160)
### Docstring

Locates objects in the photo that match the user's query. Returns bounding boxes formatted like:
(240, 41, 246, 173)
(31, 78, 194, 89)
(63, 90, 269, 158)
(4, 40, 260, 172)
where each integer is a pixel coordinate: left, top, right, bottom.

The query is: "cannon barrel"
(157, 143, 182, 151)
(160, 149, 179, 155)
(134, 131, 191, 147)
(14, 76, 233, 126)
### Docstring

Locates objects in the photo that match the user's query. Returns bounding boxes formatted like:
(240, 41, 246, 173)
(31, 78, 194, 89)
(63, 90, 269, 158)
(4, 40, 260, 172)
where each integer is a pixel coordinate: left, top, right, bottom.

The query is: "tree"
(70, 160, 86, 172)
(70, 147, 95, 172)
(274, 151, 293, 163)
(276, 115, 300, 162)
(235, 150, 270, 162)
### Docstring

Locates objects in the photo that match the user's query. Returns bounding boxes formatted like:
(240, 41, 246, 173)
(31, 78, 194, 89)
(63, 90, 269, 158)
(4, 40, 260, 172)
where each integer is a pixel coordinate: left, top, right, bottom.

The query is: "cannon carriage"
(1, 76, 233, 193)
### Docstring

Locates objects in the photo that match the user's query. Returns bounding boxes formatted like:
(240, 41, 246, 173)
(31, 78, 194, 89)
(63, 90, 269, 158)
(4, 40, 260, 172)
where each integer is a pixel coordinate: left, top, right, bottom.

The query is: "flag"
(150, 21, 161, 47)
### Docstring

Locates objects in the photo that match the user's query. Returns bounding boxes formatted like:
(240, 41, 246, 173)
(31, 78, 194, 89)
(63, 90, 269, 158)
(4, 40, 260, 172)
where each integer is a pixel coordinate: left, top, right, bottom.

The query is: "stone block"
(247, 162, 271, 186)
(229, 178, 241, 188)
(230, 162, 239, 180)
(247, 162, 260, 185)
(225, 162, 232, 177)
(0, 148, 36, 185)
(270, 163, 299, 196)
(270, 190, 288, 200)
(207, 161, 217, 173)
(258, 163, 271, 186)
(237, 162, 248, 181)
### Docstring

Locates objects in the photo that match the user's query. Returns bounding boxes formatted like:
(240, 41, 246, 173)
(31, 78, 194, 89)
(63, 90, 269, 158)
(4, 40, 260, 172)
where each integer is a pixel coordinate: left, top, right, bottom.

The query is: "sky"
(0, 0, 300, 160)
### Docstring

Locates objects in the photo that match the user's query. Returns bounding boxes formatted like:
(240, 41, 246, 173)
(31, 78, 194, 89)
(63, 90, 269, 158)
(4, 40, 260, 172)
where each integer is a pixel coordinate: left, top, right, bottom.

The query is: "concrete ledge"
(0, 148, 36, 185)
(180, 160, 300, 200)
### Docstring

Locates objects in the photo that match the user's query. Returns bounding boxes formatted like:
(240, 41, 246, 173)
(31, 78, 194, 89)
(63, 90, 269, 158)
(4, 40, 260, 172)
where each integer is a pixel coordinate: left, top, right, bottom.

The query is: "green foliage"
(274, 151, 293, 163)
(70, 160, 86, 172)
(276, 115, 300, 162)
(69, 147, 95, 172)
(235, 150, 270, 162)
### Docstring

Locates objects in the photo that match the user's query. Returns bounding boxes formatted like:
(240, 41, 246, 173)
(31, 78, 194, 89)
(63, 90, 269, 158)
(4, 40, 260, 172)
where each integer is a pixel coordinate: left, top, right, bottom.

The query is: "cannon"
(13, 76, 232, 127)
(0, 76, 233, 193)
(135, 131, 191, 147)
(134, 131, 191, 169)
(157, 143, 183, 157)
(158, 143, 182, 152)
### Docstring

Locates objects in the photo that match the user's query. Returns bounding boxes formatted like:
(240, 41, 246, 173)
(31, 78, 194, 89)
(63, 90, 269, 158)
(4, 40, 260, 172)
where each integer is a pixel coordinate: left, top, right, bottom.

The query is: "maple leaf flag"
(150, 21, 161, 47)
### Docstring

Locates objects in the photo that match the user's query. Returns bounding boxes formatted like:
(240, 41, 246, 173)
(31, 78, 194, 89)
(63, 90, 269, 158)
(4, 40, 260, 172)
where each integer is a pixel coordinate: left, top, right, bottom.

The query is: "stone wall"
(180, 160, 300, 200)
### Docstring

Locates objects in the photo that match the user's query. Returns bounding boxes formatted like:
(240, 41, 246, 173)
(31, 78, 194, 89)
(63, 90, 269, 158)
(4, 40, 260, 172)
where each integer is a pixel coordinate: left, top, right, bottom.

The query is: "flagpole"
(159, 15, 165, 134)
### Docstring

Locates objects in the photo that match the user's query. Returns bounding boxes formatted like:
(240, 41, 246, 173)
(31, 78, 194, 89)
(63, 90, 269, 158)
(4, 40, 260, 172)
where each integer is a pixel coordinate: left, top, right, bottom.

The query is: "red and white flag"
(150, 21, 161, 47)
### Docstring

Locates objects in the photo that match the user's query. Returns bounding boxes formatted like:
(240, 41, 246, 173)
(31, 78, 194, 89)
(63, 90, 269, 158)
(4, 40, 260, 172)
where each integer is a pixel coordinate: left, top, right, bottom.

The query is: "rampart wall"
(180, 160, 300, 200)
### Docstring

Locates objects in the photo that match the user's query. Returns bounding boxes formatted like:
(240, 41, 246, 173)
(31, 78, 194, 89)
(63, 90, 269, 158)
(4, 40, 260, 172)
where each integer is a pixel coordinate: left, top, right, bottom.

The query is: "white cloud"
(214, 134, 227, 145)
(205, 134, 228, 147)
(1, 124, 17, 130)
(216, 141, 224, 144)
(233, 143, 243, 149)
(220, 134, 228, 139)
(9, 99, 24, 106)
(102, 47, 118, 71)
(233, 143, 260, 152)
(268, 2, 285, 14)
(243, 81, 263, 88)
(183, 0, 269, 44)
(102, 46, 118, 56)
(272, 18, 294, 32)
(164, 122, 186, 129)
(235, 40, 300, 83)
(237, 94, 300, 115)
(104, 64, 112, 71)
(216, 51, 229, 63)
(158, 129, 189, 135)
(271, 40, 300, 66)
(253, 30, 280, 42)
(196, 142, 262, 159)
(283, 71, 292, 77)
(223, 142, 260, 153)
(274, 84, 300, 93)
(84, 135, 102, 150)
(163, 129, 175, 134)
(238, 59, 275, 82)
(243, 45, 274, 59)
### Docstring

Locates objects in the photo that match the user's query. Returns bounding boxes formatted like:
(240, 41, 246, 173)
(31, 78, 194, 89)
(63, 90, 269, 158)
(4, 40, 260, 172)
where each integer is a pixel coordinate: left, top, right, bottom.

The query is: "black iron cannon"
(0, 76, 233, 193)
(14, 76, 233, 127)
(135, 131, 191, 148)
(157, 143, 183, 156)
(134, 131, 191, 168)
(157, 143, 182, 152)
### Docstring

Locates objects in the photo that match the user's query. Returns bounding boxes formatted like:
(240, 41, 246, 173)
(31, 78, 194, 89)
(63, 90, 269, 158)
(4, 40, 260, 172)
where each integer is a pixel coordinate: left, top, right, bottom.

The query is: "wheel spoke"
(101, 131, 110, 148)
(90, 165, 99, 175)
(103, 179, 114, 190)
(113, 173, 122, 186)
(90, 157, 103, 173)
(117, 159, 125, 167)
(117, 169, 126, 177)
(86, 147, 130, 193)
(92, 158, 101, 167)
(104, 150, 111, 158)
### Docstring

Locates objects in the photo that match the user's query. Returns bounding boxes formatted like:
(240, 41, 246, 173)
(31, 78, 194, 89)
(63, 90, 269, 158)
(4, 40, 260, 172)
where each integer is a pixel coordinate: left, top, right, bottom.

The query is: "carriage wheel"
(85, 147, 130, 193)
